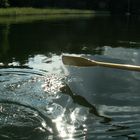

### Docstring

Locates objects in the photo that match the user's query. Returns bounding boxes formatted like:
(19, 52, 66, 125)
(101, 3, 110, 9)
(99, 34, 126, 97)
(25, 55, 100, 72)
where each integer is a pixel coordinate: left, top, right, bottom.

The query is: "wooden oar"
(62, 55, 140, 72)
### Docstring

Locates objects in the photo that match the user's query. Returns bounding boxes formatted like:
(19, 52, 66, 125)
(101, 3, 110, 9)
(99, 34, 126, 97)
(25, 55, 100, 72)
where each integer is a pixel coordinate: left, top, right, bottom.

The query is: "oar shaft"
(62, 55, 140, 72)
(96, 61, 140, 71)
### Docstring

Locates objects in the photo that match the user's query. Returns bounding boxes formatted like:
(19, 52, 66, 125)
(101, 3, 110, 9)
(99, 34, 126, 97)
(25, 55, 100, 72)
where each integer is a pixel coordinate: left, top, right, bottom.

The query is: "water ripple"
(1, 68, 140, 139)
(0, 101, 54, 140)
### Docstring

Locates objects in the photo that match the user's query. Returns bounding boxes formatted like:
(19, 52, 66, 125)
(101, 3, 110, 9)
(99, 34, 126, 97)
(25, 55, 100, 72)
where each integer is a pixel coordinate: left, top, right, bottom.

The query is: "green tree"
(0, 0, 10, 7)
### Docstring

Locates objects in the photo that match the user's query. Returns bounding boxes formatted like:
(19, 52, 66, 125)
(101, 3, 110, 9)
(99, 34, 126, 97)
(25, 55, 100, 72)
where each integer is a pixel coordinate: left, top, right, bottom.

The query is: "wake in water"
(0, 67, 139, 140)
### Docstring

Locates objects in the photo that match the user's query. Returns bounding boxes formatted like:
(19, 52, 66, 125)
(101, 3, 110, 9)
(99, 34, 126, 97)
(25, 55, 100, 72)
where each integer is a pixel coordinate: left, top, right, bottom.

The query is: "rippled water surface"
(0, 15, 140, 140)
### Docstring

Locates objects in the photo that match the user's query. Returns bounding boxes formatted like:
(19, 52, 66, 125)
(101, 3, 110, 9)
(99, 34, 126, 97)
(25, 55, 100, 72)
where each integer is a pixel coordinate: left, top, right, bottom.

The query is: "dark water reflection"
(0, 15, 140, 139)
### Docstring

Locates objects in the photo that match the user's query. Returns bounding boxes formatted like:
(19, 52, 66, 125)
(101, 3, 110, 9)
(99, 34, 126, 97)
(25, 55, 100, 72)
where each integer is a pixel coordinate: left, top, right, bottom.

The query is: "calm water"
(0, 15, 140, 140)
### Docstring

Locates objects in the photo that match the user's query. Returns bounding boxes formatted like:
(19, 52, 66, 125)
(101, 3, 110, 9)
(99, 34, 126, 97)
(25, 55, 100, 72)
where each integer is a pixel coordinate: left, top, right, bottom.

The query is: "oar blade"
(62, 55, 140, 71)
(62, 55, 97, 67)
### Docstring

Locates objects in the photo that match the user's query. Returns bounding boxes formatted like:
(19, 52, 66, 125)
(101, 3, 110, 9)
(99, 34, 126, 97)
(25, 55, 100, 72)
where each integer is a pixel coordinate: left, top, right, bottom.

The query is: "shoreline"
(0, 8, 110, 17)
(0, 8, 110, 24)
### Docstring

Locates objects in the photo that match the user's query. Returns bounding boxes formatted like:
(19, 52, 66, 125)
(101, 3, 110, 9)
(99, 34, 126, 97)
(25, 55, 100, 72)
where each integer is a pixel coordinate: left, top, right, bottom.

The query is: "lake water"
(0, 15, 140, 140)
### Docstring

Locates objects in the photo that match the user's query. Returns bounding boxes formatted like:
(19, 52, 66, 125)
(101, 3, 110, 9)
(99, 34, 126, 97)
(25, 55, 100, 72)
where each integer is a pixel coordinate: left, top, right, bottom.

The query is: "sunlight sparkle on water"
(53, 113, 76, 139)
(52, 107, 88, 139)
(42, 74, 65, 98)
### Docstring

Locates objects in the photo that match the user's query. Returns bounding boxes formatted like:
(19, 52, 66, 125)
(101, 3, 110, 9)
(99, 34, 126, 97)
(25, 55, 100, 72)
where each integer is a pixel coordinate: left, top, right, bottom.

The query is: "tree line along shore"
(0, 8, 98, 17)
(0, 0, 140, 15)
